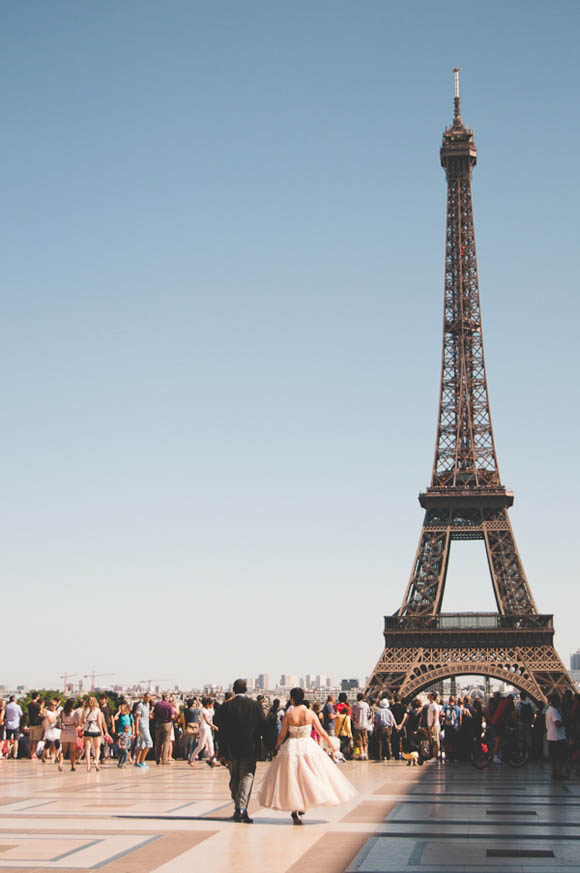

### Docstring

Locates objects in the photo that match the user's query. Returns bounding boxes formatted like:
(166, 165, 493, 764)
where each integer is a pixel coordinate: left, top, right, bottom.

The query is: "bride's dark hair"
(290, 687, 305, 705)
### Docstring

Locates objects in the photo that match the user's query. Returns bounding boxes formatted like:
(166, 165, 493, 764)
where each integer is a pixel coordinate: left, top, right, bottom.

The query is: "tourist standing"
(311, 702, 323, 744)
(0, 700, 5, 758)
(98, 695, 114, 762)
(352, 693, 372, 760)
(57, 698, 81, 771)
(5, 696, 23, 759)
(267, 699, 282, 743)
(27, 693, 44, 759)
(516, 692, 535, 758)
(470, 697, 484, 749)
(81, 697, 108, 773)
(322, 694, 337, 736)
(41, 698, 61, 764)
(400, 698, 424, 758)
(334, 705, 353, 759)
(154, 693, 174, 765)
(426, 692, 442, 760)
(374, 699, 396, 761)
(117, 724, 132, 767)
(545, 693, 566, 780)
(114, 702, 134, 762)
(134, 692, 153, 768)
(183, 698, 200, 762)
(390, 693, 406, 760)
(441, 696, 462, 762)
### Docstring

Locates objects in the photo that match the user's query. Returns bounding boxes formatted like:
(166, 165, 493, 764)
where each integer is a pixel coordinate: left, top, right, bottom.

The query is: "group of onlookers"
(2, 687, 579, 779)
(0, 690, 184, 771)
(307, 688, 580, 775)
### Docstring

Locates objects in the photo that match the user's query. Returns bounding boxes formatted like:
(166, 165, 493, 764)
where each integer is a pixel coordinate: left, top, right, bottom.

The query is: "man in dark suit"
(216, 678, 270, 823)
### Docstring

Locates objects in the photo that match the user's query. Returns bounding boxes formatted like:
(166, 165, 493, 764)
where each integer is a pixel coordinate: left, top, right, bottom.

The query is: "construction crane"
(59, 673, 79, 692)
(83, 672, 115, 692)
(138, 678, 169, 693)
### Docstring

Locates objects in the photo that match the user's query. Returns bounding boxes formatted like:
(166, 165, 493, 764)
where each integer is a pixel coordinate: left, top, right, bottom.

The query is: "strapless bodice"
(288, 724, 311, 739)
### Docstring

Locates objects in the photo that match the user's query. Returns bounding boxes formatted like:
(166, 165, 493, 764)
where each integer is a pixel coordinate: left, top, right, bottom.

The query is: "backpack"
(444, 706, 458, 728)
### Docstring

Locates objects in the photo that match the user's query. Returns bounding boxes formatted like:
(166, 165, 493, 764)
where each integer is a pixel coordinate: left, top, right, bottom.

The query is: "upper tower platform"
(440, 69, 477, 177)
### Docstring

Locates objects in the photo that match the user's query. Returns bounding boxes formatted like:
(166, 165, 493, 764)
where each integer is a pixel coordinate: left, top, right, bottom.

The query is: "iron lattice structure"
(366, 72, 573, 703)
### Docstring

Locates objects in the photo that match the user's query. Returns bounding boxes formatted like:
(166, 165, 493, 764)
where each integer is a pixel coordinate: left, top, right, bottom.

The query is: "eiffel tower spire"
(453, 67, 462, 124)
(434, 66, 497, 490)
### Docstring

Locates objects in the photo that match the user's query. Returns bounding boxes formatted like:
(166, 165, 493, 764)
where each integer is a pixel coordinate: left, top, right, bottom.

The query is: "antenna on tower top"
(452, 67, 462, 123)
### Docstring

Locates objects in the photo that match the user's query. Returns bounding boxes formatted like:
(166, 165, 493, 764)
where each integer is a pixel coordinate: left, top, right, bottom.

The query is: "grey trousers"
(228, 757, 256, 810)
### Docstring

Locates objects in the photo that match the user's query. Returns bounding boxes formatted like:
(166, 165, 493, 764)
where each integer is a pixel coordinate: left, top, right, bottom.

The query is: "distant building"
(256, 674, 269, 691)
(571, 651, 580, 671)
(304, 674, 314, 690)
(316, 675, 326, 688)
(340, 678, 359, 691)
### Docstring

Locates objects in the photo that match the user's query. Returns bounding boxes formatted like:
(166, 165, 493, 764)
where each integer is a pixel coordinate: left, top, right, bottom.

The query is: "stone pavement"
(0, 756, 579, 872)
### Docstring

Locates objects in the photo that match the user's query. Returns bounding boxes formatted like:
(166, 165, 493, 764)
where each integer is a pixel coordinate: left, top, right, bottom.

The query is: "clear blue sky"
(2, 1, 579, 690)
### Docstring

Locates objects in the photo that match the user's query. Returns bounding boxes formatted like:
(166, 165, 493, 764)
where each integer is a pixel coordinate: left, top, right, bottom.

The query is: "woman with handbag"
(183, 698, 200, 762)
(81, 697, 110, 773)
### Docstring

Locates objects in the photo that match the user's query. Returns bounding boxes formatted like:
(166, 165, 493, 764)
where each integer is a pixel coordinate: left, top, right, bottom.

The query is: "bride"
(258, 687, 357, 824)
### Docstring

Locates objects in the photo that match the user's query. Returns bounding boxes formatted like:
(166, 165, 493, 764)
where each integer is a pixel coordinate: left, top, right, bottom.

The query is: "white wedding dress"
(258, 724, 357, 811)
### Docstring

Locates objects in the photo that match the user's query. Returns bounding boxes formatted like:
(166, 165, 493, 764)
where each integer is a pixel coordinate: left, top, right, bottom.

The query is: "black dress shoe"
(240, 809, 253, 823)
(291, 811, 303, 825)
(232, 809, 242, 821)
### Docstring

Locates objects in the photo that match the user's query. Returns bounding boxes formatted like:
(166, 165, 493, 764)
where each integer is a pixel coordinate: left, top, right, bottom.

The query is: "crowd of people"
(324, 688, 580, 779)
(1, 686, 579, 783)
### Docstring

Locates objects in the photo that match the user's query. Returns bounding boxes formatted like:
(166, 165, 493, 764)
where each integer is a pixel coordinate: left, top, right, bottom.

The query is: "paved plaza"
(0, 757, 579, 872)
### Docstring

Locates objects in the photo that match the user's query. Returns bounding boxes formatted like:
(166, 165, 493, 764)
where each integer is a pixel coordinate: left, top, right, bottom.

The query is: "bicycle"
(470, 723, 528, 769)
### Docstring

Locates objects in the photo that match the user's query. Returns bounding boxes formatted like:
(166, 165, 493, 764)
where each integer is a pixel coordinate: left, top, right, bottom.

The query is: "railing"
(384, 612, 554, 632)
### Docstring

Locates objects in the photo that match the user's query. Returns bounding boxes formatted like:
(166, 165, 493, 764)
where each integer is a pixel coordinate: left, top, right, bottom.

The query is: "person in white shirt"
(545, 693, 566, 780)
(426, 692, 442, 760)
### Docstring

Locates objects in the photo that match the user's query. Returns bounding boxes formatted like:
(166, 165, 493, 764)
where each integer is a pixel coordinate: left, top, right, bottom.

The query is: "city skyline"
(2, 2, 579, 690)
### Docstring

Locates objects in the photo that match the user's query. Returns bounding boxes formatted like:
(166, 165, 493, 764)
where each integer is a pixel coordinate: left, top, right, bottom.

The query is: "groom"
(216, 679, 270, 823)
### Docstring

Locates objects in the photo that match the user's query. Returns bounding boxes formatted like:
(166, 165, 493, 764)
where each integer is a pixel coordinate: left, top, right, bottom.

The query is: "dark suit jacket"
(215, 695, 271, 760)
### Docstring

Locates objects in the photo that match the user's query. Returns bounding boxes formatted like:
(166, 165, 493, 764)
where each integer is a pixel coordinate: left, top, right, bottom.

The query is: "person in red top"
(335, 693, 352, 716)
(490, 694, 515, 763)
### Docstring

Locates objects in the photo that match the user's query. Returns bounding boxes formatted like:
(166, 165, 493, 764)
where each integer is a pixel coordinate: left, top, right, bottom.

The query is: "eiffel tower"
(366, 71, 574, 704)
